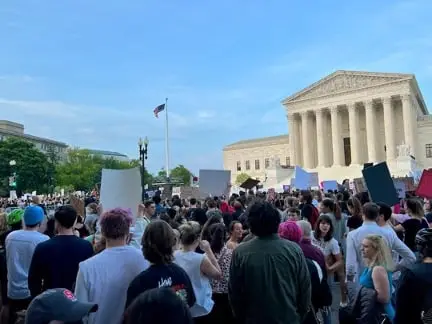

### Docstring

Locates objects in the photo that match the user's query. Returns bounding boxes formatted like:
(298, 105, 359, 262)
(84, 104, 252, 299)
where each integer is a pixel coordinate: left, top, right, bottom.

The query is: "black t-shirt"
(401, 218, 429, 251)
(125, 263, 196, 310)
(347, 216, 363, 230)
(28, 235, 94, 297)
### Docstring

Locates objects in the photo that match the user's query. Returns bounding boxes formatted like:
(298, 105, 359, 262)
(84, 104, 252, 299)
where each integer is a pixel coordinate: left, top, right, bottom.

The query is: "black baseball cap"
(25, 289, 98, 324)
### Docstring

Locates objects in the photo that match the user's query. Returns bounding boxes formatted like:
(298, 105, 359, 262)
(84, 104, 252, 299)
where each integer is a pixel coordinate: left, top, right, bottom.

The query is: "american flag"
(153, 103, 165, 118)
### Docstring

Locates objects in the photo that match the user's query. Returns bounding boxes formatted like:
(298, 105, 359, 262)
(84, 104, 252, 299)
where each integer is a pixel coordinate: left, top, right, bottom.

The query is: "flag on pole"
(153, 103, 165, 118)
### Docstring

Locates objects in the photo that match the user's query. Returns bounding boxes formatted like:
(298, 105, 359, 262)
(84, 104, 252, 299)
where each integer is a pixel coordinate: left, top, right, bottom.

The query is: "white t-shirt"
(311, 235, 340, 257)
(74, 246, 149, 324)
(6, 230, 50, 299)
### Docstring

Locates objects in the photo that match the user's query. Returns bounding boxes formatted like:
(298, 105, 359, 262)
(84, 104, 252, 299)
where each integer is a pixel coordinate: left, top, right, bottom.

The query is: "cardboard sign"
(353, 178, 367, 193)
(322, 180, 338, 192)
(362, 162, 399, 206)
(100, 167, 142, 214)
(70, 195, 85, 217)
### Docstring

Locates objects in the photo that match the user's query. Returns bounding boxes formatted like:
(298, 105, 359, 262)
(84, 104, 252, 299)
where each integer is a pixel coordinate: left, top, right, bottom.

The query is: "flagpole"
(165, 97, 170, 179)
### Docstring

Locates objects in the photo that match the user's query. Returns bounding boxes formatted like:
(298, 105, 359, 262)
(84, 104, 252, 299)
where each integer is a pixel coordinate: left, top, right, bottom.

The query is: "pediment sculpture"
(397, 142, 411, 157)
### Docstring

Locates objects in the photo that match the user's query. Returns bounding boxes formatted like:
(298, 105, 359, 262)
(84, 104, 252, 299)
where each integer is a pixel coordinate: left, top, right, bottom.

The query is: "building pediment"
(283, 70, 413, 103)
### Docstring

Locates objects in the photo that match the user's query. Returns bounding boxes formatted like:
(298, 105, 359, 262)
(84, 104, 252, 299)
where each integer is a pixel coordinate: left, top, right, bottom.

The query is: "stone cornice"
(224, 135, 289, 151)
(283, 78, 411, 105)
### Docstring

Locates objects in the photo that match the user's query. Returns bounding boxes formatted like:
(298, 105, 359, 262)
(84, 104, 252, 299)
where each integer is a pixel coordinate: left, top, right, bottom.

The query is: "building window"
(265, 158, 270, 169)
(426, 144, 432, 158)
(236, 161, 241, 171)
(245, 160, 250, 170)
(286, 157, 291, 166)
(255, 159, 260, 170)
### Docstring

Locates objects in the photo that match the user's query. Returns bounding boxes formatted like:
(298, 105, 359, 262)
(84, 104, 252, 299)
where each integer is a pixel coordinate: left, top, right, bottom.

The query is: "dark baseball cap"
(25, 289, 98, 324)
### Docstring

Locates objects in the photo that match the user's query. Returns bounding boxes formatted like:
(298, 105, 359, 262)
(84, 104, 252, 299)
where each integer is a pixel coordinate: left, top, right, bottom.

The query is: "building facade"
(87, 149, 130, 162)
(0, 120, 130, 162)
(0, 120, 68, 160)
(223, 135, 291, 183)
(223, 70, 432, 183)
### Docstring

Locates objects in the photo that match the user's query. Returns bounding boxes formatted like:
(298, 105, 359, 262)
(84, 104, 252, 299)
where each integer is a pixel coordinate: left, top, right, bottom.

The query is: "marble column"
(288, 113, 299, 166)
(382, 97, 396, 160)
(401, 94, 417, 157)
(365, 99, 378, 162)
(315, 108, 326, 167)
(301, 111, 313, 168)
(347, 103, 360, 165)
(330, 106, 344, 166)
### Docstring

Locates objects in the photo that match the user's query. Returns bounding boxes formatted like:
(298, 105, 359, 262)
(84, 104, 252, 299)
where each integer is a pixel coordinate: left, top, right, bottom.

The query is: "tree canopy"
(170, 164, 193, 185)
(0, 139, 194, 195)
(235, 172, 250, 185)
(55, 148, 149, 192)
(0, 137, 51, 194)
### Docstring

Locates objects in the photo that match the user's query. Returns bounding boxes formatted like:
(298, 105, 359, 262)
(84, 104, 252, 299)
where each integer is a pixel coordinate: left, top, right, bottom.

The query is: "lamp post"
(9, 160, 17, 189)
(138, 137, 149, 202)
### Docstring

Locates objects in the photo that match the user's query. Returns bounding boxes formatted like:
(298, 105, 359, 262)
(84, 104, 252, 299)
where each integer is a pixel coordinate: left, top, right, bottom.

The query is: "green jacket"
(228, 234, 311, 324)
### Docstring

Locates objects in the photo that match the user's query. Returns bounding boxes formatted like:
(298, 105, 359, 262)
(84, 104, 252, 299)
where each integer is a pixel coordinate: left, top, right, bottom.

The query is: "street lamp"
(9, 160, 17, 189)
(138, 137, 149, 202)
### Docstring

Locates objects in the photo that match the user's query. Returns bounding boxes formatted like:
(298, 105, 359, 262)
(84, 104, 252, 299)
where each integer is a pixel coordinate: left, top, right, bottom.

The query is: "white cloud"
(197, 110, 216, 119)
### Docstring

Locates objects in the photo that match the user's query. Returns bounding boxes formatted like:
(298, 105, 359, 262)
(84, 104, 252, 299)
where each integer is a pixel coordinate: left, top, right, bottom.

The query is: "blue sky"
(1, 0, 432, 175)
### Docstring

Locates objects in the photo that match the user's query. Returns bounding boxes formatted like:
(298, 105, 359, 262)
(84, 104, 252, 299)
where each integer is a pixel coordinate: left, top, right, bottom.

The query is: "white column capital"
(330, 106, 339, 114)
(365, 99, 374, 109)
(315, 108, 325, 117)
(300, 111, 309, 117)
(347, 102, 356, 110)
(401, 94, 411, 101)
(382, 97, 392, 105)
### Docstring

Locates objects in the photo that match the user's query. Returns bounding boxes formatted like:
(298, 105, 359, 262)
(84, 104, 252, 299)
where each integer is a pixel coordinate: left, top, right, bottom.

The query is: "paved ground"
(331, 283, 341, 323)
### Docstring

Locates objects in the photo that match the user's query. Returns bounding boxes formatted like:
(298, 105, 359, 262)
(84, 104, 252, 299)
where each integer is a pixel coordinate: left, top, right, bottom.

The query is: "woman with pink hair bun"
(278, 221, 302, 243)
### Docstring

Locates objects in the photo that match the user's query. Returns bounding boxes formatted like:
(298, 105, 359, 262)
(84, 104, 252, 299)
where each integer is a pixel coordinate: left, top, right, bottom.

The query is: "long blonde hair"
(364, 234, 395, 271)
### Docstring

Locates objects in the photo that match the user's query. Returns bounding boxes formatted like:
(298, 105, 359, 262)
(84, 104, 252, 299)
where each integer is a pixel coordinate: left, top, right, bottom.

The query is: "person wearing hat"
(5, 206, 49, 323)
(24, 288, 98, 324)
(0, 209, 24, 247)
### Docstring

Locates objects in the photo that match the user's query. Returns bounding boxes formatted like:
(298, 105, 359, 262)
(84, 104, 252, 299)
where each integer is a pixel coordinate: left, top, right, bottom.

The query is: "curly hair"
(246, 201, 280, 237)
(99, 208, 133, 239)
(142, 220, 175, 264)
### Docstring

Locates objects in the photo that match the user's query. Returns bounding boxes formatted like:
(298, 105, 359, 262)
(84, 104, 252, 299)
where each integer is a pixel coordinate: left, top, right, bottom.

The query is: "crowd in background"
(0, 188, 431, 323)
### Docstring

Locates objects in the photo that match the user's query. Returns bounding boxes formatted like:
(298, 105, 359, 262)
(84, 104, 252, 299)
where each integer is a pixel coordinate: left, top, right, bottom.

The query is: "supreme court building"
(223, 70, 432, 184)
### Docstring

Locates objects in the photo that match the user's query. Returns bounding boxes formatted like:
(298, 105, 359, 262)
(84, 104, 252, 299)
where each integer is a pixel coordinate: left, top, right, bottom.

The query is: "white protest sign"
(100, 167, 142, 216)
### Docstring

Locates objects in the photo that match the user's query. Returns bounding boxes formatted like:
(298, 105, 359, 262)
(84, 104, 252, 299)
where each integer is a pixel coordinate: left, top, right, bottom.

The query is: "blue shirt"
(346, 221, 416, 281)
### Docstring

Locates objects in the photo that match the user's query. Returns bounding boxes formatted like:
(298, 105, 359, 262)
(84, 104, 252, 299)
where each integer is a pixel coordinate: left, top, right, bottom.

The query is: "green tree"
(55, 149, 101, 191)
(235, 172, 250, 185)
(55, 149, 152, 192)
(170, 165, 193, 185)
(0, 137, 51, 193)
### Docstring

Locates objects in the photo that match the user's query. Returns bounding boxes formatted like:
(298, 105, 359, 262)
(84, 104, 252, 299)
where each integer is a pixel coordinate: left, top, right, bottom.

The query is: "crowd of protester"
(0, 188, 431, 323)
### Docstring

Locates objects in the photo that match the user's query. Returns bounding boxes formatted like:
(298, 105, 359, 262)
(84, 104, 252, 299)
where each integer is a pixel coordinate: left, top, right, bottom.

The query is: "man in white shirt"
(75, 208, 149, 324)
(346, 202, 415, 282)
(5, 206, 49, 319)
